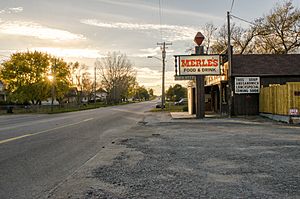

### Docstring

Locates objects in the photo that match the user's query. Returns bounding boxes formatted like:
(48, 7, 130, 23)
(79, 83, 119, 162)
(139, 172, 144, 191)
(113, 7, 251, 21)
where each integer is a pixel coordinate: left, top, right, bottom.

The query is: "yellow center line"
(0, 118, 94, 145)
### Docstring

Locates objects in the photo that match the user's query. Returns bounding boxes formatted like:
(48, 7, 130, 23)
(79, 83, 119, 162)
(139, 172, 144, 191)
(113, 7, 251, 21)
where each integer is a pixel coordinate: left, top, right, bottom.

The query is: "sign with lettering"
(235, 77, 260, 94)
(289, 108, 299, 116)
(177, 55, 221, 76)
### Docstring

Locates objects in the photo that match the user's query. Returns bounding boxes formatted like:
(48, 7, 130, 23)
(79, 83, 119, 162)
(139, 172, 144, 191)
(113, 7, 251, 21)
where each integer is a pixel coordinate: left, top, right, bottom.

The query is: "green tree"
(148, 88, 154, 97)
(51, 57, 72, 104)
(166, 84, 187, 101)
(0, 51, 71, 104)
(134, 86, 150, 101)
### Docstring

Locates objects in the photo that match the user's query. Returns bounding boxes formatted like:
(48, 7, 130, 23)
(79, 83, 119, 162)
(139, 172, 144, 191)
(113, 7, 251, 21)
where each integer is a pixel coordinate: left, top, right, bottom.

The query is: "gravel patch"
(85, 122, 300, 199)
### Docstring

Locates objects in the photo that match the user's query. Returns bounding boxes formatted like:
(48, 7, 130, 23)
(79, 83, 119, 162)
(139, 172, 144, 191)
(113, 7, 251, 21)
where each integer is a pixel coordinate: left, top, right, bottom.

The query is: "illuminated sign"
(177, 55, 221, 76)
(235, 77, 260, 94)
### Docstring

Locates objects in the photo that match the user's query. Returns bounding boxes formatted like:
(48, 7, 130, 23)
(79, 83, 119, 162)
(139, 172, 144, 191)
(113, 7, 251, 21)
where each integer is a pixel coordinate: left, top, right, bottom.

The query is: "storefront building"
(204, 54, 300, 116)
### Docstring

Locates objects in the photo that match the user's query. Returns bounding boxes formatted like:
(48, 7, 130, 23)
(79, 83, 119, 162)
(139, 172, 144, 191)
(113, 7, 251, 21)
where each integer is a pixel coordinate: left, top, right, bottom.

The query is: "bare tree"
(254, 1, 300, 54)
(95, 52, 136, 103)
(210, 1, 299, 55)
(210, 23, 257, 54)
(202, 23, 217, 54)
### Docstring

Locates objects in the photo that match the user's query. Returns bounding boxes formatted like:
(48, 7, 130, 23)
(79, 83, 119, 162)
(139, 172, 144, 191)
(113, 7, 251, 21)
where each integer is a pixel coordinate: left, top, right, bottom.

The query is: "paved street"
(1, 102, 300, 199)
(0, 101, 154, 199)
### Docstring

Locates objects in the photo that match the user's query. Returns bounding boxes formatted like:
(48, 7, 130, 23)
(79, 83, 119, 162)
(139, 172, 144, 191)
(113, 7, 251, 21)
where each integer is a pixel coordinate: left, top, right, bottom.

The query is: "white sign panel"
(289, 108, 299, 116)
(235, 77, 260, 94)
(179, 55, 221, 76)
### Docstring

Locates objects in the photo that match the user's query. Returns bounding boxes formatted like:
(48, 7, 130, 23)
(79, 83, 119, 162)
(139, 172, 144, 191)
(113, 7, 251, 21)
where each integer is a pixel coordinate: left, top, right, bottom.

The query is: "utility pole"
(94, 65, 96, 105)
(227, 11, 232, 117)
(51, 58, 56, 112)
(157, 42, 172, 110)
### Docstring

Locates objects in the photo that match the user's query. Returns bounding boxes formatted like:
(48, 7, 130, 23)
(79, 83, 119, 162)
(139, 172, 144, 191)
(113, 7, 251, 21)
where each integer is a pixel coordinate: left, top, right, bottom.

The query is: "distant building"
(0, 80, 6, 102)
(91, 88, 108, 102)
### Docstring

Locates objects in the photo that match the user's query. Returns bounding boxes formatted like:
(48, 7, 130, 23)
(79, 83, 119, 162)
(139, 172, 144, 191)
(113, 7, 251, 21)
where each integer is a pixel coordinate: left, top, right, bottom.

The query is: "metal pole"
(195, 46, 205, 119)
(227, 11, 232, 117)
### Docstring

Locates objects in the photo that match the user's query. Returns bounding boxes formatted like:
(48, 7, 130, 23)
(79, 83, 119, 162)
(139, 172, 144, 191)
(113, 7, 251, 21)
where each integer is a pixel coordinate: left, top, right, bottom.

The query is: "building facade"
(204, 54, 300, 116)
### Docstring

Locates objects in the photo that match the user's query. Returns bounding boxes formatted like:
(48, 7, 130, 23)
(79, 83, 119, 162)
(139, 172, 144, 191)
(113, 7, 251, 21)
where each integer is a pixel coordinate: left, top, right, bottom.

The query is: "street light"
(147, 55, 165, 110)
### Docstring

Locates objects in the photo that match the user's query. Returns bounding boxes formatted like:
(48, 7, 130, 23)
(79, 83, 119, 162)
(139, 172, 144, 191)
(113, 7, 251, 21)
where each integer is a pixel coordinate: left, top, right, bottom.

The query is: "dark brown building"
(205, 54, 300, 116)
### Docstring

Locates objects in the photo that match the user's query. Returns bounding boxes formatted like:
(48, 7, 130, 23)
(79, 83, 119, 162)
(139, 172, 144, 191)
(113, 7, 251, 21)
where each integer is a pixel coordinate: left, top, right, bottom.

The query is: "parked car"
(174, 98, 187, 105)
(155, 102, 165, 108)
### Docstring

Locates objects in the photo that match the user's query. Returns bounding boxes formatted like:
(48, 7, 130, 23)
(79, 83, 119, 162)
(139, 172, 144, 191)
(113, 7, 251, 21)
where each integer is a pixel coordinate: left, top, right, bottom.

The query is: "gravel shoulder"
(47, 112, 300, 199)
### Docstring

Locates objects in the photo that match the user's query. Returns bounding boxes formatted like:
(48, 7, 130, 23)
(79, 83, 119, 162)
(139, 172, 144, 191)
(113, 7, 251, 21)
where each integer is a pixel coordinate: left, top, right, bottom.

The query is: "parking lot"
(49, 113, 300, 199)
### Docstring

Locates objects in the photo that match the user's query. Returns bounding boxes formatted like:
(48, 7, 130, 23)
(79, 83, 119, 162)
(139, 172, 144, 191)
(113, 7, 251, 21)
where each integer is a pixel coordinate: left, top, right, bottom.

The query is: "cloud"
(0, 48, 104, 59)
(9, 7, 23, 13)
(0, 7, 23, 14)
(129, 47, 161, 58)
(95, 0, 223, 21)
(30, 47, 103, 58)
(80, 19, 197, 41)
(0, 20, 86, 42)
(134, 66, 179, 94)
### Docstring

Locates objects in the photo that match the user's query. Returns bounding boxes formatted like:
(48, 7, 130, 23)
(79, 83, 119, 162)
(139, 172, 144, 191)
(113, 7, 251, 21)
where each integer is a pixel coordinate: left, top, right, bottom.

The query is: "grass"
(0, 101, 137, 115)
(151, 101, 188, 112)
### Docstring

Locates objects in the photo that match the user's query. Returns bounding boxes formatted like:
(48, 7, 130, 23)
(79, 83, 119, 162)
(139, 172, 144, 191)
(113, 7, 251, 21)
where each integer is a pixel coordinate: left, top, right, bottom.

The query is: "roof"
(232, 54, 300, 76)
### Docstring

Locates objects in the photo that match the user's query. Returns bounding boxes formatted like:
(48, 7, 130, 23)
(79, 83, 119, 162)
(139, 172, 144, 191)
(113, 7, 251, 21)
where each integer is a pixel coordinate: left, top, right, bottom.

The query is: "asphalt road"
(0, 101, 155, 199)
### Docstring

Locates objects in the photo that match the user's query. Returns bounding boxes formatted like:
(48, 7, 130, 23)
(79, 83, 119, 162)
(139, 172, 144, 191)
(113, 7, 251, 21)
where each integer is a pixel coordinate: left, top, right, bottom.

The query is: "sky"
(0, 0, 298, 94)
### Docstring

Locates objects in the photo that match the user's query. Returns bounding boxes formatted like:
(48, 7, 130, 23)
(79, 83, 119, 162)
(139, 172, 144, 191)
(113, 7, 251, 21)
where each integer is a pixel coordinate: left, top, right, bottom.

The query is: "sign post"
(174, 32, 221, 119)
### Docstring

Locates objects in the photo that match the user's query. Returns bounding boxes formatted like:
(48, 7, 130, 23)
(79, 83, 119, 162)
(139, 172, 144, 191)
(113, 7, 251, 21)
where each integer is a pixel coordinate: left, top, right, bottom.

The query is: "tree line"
(0, 51, 153, 105)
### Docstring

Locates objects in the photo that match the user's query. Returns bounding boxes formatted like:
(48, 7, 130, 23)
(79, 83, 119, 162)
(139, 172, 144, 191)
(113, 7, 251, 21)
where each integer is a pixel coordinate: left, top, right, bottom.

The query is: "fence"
(259, 82, 300, 115)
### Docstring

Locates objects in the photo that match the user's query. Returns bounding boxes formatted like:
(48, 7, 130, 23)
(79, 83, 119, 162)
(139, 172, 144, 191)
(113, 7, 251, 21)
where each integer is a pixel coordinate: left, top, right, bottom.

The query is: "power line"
(158, 0, 163, 42)
(230, 0, 235, 13)
(230, 14, 256, 26)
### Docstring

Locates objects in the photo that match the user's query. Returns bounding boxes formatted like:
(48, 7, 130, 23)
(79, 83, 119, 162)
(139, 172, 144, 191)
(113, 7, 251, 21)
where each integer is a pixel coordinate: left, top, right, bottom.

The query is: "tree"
(254, 1, 300, 54)
(68, 62, 94, 103)
(210, 23, 257, 54)
(51, 57, 72, 104)
(148, 88, 154, 97)
(0, 51, 71, 104)
(95, 52, 136, 103)
(211, 1, 300, 54)
(82, 71, 93, 100)
(134, 86, 150, 101)
(166, 84, 187, 101)
(202, 23, 217, 54)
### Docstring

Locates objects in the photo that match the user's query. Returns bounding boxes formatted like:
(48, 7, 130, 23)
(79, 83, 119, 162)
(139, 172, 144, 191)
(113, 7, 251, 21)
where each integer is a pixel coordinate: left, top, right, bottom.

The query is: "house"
(91, 88, 108, 102)
(201, 54, 300, 116)
(0, 80, 6, 102)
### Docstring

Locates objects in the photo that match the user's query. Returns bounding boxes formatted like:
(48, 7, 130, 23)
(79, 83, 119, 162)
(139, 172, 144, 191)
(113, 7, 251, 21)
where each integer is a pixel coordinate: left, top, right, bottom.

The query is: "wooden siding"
(260, 82, 300, 115)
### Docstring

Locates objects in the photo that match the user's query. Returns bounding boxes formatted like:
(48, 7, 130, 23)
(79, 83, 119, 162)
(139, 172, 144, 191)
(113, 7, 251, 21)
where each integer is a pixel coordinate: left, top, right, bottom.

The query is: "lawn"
(151, 101, 188, 112)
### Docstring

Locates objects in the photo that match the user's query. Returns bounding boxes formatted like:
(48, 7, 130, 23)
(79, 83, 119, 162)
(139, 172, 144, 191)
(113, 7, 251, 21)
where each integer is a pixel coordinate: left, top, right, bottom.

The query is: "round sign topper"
(194, 32, 205, 46)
